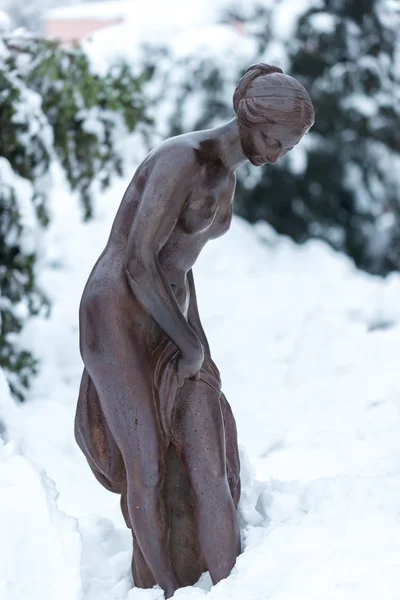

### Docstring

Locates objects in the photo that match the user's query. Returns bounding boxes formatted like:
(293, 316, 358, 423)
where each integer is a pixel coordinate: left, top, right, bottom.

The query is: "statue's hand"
(176, 342, 204, 388)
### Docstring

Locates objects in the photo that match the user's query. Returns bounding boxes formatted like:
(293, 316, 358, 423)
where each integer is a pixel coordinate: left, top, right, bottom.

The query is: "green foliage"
(0, 179, 43, 400)
(0, 34, 152, 400)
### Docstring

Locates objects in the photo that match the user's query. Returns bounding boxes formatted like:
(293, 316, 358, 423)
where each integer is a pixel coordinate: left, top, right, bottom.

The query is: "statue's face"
(240, 120, 307, 167)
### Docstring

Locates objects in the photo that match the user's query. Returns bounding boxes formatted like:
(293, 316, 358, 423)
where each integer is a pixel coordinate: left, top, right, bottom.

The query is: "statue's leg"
(131, 534, 157, 589)
(81, 344, 180, 598)
(75, 368, 158, 588)
(173, 379, 241, 586)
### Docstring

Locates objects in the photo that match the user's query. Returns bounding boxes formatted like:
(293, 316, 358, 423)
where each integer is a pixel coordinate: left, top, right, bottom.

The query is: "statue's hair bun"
(233, 63, 283, 113)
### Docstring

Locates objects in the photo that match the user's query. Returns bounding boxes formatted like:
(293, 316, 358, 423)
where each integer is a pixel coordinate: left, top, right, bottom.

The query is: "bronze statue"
(75, 64, 314, 598)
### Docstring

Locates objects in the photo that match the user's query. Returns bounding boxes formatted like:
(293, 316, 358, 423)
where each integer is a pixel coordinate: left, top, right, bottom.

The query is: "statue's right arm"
(124, 150, 203, 363)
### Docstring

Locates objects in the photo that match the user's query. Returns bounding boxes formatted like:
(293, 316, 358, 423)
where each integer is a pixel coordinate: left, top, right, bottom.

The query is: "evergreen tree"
(236, 0, 400, 274)
(0, 33, 152, 400)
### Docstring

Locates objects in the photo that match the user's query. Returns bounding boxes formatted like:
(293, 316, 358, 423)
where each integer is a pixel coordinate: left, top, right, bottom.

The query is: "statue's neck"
(209, 118, 248, 172)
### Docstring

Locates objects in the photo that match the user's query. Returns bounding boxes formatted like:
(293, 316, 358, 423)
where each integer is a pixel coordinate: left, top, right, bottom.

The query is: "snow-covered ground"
(2, 157, 400, 599)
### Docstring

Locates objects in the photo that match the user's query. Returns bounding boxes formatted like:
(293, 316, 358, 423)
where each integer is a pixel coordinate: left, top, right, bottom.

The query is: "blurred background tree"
(0, 33, 152, 399)
(237, 0, 400, 275)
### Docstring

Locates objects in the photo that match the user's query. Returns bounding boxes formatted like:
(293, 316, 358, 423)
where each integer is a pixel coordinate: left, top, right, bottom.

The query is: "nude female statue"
(75, 63, 314, 598)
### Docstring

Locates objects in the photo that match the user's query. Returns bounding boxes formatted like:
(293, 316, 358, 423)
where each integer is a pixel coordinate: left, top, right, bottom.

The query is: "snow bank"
(232, 464, 400, 600)
(196, 219, 400, 482)
(0, 368, 81, 600)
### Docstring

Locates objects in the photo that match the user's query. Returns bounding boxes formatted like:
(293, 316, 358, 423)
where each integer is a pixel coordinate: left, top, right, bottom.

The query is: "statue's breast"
(178, 191, 218, 234)
(177, 158, 235, 238)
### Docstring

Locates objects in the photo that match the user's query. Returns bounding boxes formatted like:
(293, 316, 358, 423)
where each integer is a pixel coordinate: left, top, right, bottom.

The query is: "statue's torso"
(80, 131, 236, 347)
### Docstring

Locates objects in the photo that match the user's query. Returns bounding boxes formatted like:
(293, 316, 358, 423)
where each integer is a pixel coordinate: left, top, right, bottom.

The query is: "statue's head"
(233, 63, 315, 166)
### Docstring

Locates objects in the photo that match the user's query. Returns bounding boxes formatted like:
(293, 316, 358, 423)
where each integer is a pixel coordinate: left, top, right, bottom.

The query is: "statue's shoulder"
(143, 133, 201, 177)
(159, 132, 226, 172)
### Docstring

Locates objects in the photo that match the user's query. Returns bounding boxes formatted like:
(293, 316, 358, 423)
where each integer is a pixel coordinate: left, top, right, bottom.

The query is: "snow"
(271, 0, 323, 42)
(0, 372, 81, 600)
(74, 0, 233, 53)
(46, 0, 135, 21)
(308, 11, 339, 34)
(0, 9, 10, 31)
(47, 0, 229, 24)
(343, 94, 378, 118)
